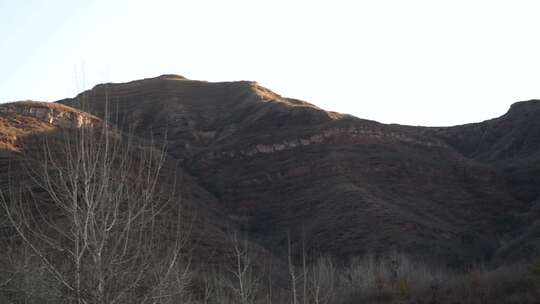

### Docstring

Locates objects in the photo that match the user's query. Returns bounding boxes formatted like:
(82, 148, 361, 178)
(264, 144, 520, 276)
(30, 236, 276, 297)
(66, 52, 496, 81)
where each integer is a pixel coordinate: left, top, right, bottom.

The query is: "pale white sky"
(1, 0, 540, 126)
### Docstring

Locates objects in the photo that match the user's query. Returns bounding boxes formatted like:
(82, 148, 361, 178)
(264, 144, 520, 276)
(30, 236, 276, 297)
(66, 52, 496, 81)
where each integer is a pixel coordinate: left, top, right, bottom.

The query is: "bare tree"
(200, 267, 235, 304)
(286, 230, 337, 304)
(308, 257, 336, 304)
(228, 231, 260, 304)
(287, 231, 299, 304)
(0, 115, 190, 304)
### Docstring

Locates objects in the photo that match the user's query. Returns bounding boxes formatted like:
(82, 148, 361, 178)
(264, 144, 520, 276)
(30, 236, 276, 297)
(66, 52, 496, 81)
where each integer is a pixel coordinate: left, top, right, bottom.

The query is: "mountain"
(50, 74, 535, 266)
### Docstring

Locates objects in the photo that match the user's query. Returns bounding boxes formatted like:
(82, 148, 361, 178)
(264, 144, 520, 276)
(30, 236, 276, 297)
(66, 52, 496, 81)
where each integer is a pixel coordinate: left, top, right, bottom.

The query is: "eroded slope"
(58, 75, 528, 265)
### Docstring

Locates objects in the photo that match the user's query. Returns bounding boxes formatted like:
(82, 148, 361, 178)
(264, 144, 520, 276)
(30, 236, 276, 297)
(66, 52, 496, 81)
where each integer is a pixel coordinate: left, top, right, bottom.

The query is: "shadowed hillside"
(0, 100, 273, 269)
(58, 75, 531, 266)
(420, 100, 540, 263)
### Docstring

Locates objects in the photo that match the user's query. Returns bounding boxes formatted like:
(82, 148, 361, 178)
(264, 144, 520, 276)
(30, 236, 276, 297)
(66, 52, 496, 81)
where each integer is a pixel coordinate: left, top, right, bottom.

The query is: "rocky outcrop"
(201, 126, 448, 160)
(0, 101, 97, 128)
(0, 101, 100, 152)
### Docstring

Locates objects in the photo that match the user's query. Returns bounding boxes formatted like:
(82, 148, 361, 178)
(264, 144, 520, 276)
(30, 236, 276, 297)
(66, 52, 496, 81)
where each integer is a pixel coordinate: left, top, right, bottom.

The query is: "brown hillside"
(0, 101, 268, 270)
(419, 100, 540, 262)
(57, 75, 531, 266)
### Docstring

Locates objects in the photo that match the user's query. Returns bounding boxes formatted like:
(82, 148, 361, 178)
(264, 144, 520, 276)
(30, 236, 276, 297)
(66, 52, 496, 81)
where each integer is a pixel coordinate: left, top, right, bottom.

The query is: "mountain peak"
(155, 74, 188, 80)
(507, 99, 540, 116)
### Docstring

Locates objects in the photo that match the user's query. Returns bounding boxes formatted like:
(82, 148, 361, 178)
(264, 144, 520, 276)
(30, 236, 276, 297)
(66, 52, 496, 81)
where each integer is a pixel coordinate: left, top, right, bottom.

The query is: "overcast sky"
(1, 0, 540, 126)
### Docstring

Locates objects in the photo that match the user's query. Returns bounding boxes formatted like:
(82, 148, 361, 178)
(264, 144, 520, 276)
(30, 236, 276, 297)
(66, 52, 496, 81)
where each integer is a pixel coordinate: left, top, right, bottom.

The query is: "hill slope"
(422, 100, 540, 262)
(0, 101, 263, 268)
(57, 75, 534, 265)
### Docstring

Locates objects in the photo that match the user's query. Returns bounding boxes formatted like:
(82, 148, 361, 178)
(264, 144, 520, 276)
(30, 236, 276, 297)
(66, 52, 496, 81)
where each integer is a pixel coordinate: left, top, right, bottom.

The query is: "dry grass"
(336, 253, 540, 304)
(3, 238, 540, 304)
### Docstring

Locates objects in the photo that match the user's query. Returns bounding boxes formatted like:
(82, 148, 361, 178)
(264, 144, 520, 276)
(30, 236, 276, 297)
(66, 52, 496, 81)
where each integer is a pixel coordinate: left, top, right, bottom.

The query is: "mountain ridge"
(1, 75, 538, 265)
(50, 75, 537, 265)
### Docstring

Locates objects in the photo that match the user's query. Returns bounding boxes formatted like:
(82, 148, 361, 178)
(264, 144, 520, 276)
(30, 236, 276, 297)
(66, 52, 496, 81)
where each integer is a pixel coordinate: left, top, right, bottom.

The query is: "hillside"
(2, 77, 540, 303)
(57, 75, 533, 266)
(0, 101, 264, 268)
(423, 100, 540, 262)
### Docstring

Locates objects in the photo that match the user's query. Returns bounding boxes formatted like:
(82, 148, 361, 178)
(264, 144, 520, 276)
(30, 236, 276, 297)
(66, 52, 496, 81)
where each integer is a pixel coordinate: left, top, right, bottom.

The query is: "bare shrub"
(228, 231, 261, 304)
(0, 241, 61, 303)
(307, 256, 337, 304)
(339, 252, 450, 303)
(0, 120, 190, 304)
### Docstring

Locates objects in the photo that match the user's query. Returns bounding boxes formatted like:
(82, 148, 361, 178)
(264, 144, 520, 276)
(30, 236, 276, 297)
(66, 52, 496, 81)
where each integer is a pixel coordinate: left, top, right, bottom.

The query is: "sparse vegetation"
(0, 111, 190, 303)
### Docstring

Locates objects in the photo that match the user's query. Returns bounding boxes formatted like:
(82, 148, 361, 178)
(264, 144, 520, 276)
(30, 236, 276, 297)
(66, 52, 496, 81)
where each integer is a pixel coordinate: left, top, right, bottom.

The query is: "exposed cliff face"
(0, 101, 99, 151)
(199, 126, 448, 160)
(55, 75, 534, 265)
(0, 101, 96, 128)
